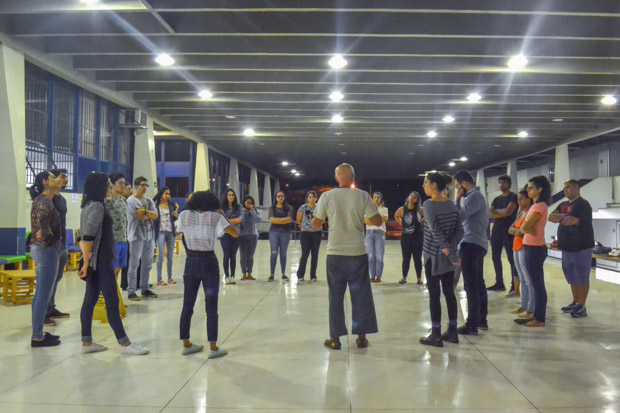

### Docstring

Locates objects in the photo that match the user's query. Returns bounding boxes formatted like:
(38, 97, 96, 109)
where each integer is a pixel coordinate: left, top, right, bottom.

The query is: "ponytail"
(30, 171, 53, 201)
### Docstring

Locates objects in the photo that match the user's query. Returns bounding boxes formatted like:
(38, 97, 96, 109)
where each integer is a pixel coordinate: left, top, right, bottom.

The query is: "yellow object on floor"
(1, 269, 36, 305)
(92, 278, 127, 323)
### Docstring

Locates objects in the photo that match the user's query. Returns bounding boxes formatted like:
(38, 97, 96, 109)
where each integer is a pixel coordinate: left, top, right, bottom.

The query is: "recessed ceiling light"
(334, 132, 343, 136)
(198, 89, 213, 100)
(294, 172, 301, 177)
(328, 54, 348, 70)
(339, 143, 345, 146)
(460, 156, 468, 162)
(601, 95, 617, 105)
(243, 128, 255, 137)
(430, 170, 437, 173)
(409, 152, 415, 155)
(281, 161, 289, 166)
(466, 93, 482, 103)
(426, 130, 437, 138)
(518, 130, 529, 138)
(225, 115, 236, 119)
(442, 115, 455, 123)
(507, 54, 528, 70)
(448, 162, 456, 167)
(154, 53, 174, 67)
(340, 152, 347, 155)
(418, 144, 425, 147)
(330, 91, 344, 101)
(494, 144, 501, 147)
(552, 118, 564, 122)
(291, 169, 297, 174)
(331, 114, 344, 123)
(80, 0, 100, 5)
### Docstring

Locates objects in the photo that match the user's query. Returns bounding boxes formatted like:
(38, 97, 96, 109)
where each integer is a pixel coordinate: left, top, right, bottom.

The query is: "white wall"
(23, 190, 83, 235)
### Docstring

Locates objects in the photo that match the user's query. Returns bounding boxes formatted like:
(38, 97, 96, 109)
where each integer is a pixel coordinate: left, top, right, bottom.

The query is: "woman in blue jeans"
(220, 189, 242, 284)
(79, 172, 149, 355)
(176, 190, 238, 357)
(365, 192, 389, 282)
(29, 171, 62, 347)
(153, 187, 179, 286)
(268, 191, 293, 282)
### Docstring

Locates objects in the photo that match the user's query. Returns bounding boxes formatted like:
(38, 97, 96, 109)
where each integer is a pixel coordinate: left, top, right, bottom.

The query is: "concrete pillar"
(274, 179, 281, 197)
(194, 142, 210, 191)
(507, 159, 518, 191)
(249, 168, 259, 201)
(476, 169, 485, 191)
(228, 158, 240, 196)
(133, 116, 158, 198)
(263, 174, 272, 207)
(0, 45, 26, 255)
(554, 144, 570, 193)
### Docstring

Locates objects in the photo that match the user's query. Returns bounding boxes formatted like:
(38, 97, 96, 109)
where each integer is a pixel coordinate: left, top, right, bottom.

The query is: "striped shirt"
(176, 210, 230, 251)
(422, 199, 464, 276)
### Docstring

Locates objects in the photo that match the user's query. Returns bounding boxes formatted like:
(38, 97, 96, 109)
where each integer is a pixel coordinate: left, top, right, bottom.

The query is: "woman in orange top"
(509, 189, 534, 323)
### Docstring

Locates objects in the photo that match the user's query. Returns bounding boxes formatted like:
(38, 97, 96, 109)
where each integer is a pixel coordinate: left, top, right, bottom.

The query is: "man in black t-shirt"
(549, 179, 594, 318)
(487, 175, 518, 292)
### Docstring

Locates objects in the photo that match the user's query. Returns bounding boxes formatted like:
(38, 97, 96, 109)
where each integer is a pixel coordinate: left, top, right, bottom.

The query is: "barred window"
(25, 71, 50, 147)
(79, 91, 97, 158)
(100, 102, 115, 161)
(53, 81, 76, 152)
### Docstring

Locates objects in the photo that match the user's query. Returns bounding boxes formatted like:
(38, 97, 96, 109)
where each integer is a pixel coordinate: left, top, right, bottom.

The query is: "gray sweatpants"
(128, 238, 155, 294)
(326, 254, 378, 338)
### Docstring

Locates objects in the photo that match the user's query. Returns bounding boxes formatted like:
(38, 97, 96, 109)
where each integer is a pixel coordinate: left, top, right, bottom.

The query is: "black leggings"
(426, 260, 457, 324)
(401, 234, 423, 279)
(220, 233, 240, 278)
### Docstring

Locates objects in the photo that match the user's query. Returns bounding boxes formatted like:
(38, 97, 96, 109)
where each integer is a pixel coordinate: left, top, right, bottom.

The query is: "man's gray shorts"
(562, 248, 593, 285)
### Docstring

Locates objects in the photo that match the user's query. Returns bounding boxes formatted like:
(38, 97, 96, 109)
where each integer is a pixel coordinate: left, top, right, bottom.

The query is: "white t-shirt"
(176, 210, 230, 251)
(313, 188, 379, 256)
(366, 206, 388, 232)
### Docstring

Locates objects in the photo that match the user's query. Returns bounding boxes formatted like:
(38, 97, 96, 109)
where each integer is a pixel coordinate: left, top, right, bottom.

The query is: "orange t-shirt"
(512, 212, 527, 251)
(523, 202, 548, 246)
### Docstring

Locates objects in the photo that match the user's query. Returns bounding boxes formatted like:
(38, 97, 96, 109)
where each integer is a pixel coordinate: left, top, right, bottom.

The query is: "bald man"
(312, 164, 383, 350)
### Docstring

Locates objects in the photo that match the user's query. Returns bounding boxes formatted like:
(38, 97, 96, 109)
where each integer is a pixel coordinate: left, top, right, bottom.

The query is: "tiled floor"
(2, 239, 620, 412)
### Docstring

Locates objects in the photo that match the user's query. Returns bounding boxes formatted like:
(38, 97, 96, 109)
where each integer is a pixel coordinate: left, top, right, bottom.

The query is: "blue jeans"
(515, 248, 535, 313)
(47, 247, 68, 315)
(128, 238, 155, 294)
(525, 245, 548, 323)
(365, 230, 386, 279)
(269, 231, 290, 275)
(156, 231, 175, 282)
(30, 244, 60, 340)
(80, 259, 129, 345)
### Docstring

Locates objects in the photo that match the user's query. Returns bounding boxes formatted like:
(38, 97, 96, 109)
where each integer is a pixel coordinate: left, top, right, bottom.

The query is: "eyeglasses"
(139, 184, 150, 188)
(276, 195, 284, 198)
(526, 187, 535, 191)
(246, 201, 254, 205)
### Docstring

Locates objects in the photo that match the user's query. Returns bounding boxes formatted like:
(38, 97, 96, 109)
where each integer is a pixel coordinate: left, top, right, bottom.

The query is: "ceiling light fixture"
(426, 131, 437, 138)
(198, 89, 213, 100)
(294, 172, 301, 177)
(448, 162, 456, 167)
(460, 156, 468, 162)
(291, 169, 297, 174)
(330, 91, 344, 102)
(442, 115, 455, 123)
(225, 115, 236, 119)
(518, 130, 529, 138)
(601, 95, 617, 105)
(466, 93, 482, 103)
(281, 161, 289, 166)
(507, 54, 528, 70)
(328, 54, 348, 70)
(243, 128, 255, 137)
(552, 118, 564, 122)
(154, 53, 174, 67)
(331, 114, 344, 123)
(80, 0, 100, 5)
(334, 132, 343, 136)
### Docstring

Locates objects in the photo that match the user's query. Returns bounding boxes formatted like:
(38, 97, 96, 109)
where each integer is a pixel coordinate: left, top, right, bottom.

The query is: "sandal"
(157, 280, 167, 286)
(323, 338, 342, 350)
(398, 278, 407, 285)
(356, 336, 368, 348)
(167, 279, 177, 285)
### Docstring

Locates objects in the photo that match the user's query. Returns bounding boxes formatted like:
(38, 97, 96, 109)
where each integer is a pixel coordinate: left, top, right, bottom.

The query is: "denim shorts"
(112, 242, 128, 269)
(562, 248, 593, 285)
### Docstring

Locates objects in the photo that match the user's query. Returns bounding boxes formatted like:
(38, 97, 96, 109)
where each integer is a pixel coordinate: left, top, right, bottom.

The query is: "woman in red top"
(518, 176, 552, 327)
(509, 189, 534, 323)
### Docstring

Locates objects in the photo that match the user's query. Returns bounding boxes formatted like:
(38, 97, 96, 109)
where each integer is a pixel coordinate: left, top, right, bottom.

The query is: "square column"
(263, 175, 272, 207)
(249, 168, 259, 200)
(133, 116, 158, 198)
(554, 144, 570, 193)
(507, 159, 518, 191)
(194, 142, 210, 191)
(228, 158, 240, 196)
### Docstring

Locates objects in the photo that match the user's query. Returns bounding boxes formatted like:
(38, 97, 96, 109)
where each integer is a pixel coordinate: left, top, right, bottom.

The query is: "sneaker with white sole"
(120, 342, 150, 355)
(81, 342, 108, 354)
(182, 343, 204, 356)
(208, 347, 228, 359)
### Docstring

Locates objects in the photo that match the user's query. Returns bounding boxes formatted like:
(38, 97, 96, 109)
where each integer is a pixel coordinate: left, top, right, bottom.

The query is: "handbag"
(593, 242, 612, 255)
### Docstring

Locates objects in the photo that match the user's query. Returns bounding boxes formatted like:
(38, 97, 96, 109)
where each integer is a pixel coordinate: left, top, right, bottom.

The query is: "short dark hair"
(243, 195, 256, 206)
(528, 175, 552, 205)
(426, 172, 452, 192)
(81, 172, 109, 208)
(565, 179, 580, 188)
(453, 170, 474, 185)
(134, 176, 148, 187)
(185, 190, 221, 212)
(498, 175, 512, 186)
(50, 168, 68, 177)
(109, 172, 125, 185)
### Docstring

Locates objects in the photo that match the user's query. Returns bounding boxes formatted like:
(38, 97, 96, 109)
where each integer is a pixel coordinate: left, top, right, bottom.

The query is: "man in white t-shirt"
(312, 163, 382, 350)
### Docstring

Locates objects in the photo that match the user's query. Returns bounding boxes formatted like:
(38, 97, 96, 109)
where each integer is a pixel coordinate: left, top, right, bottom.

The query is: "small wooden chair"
(65, 229, 82, 271)
(1, 269, 36, 305)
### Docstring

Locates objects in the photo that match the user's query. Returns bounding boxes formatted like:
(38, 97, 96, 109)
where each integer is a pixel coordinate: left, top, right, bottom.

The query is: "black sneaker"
(267, 275, 275, 282)
(128, 293, 141, 301)
(478, 321, 489, 331)
(441, 325, 459, 344)
(420, 328, 443, 347)
(487, 283, 506, 291)
(311, 277, 317, 282)
(570, 304, 587, 318)
(48, 309, 70, 319)
(561, 302, 577, 313)
(43, 317, 57, 327)
(282, 275, 289, 282)
(456, 324, 479, 335)
(142, 289, 158, 298)
(44, 332, 60, 340)
(31, 333, 61, 347)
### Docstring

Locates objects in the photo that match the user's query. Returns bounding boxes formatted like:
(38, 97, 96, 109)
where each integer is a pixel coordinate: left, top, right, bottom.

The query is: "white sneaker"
(182, 343, 204, 356)
(208, 347, 228, 359)
(120, 342, 149, 355)
(81, 342, 108, 354)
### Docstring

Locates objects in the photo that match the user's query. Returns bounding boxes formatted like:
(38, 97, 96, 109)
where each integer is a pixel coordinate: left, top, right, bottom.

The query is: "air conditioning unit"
(119, 109, 147, 129)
